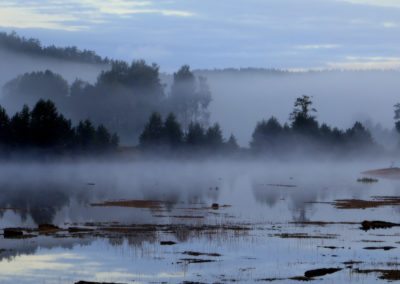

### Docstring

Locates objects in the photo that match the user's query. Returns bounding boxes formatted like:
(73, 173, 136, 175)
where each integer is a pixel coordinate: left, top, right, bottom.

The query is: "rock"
(211, 203, 219, 210)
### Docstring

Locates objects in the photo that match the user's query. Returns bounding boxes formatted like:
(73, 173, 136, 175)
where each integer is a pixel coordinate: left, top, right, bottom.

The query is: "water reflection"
(0, 161, 400, 283)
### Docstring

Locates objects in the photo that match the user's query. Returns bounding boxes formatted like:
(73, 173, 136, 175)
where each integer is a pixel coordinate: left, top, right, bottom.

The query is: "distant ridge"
(193, 67, 400, 75)
(0, 31, 110, 65)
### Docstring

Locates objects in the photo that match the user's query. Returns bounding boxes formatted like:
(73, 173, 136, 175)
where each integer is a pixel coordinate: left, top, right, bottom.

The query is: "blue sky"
(1, 0, 400, 71)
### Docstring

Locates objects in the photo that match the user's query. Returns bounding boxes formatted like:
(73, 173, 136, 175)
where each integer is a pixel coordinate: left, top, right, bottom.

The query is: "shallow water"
(1, 160, 400, 283)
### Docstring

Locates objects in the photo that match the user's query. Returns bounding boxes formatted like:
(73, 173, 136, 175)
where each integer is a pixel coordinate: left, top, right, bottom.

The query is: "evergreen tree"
(250, 117, 283, 151)
(30, 99, 73, 148)
(205, 123, 224, 149)
(163, 113, 183, 148)
(0, 106, 10, 145)
(345, 122, 374, 148)
(75, 119, 97, 150)
(185, 122, 205, 146)
(10, 105, 31, 147)
(226, 134, 239, 152)
(290, 95, 319, 137)
(95, 124, 112, 149)
(111, 133, 120, 148)
(139, 112, 164, 148)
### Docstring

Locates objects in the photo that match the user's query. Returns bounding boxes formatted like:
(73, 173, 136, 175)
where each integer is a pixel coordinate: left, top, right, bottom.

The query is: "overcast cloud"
(0, 0, 399, 71)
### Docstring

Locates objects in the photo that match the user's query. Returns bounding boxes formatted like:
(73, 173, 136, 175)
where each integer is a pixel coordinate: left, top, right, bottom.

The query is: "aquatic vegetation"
(357, 177, 379, 183)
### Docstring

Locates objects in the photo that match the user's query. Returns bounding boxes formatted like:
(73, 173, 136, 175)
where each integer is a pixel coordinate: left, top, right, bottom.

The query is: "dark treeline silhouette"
(139, 112, 238, 155)
(0, 31, 108, 64)
(137, 96, 379, 158)
(2, 63, 212, 144)
(0, 99, 118, 156)
(250, 95, 376, 155)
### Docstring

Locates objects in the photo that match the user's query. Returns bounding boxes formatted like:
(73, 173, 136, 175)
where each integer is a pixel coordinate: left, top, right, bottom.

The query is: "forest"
(2, 62, 212, 144)
(0, 31, 108, 64)
(137, 95, 380, 157)
(0, 99, 118, 156)
(0, 31, 398, 159)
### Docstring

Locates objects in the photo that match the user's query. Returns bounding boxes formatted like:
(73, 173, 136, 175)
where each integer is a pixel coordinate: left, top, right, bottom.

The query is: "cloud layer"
(1, 0, 400, 71)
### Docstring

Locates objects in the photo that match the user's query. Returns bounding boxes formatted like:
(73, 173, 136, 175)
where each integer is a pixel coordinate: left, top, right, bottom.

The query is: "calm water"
(0, 160, 400, 283)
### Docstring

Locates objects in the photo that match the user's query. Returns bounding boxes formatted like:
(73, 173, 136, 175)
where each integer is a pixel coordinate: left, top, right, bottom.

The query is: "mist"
(194, 70, 400, 146)
(3, 3, 400, 281)
(0, 47, 108, 96)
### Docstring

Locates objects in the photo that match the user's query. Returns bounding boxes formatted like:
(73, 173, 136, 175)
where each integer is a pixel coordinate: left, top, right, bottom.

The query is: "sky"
(0, 0, 400, 71)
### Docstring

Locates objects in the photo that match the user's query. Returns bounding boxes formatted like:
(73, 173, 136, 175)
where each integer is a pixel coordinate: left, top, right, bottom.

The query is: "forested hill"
(0, 31, 109, 64)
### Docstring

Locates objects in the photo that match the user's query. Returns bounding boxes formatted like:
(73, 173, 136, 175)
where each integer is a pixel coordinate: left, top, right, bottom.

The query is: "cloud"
(327, 61, 400, 70)
(75, 0, 193, 16)
(0, 6, 88, 31)
(0, 0, 194, 31)
(345, 56, 400, 62)
(338, 0, 400, 8)
(296, 44, 341, 49)
(382, 22, 398, 28)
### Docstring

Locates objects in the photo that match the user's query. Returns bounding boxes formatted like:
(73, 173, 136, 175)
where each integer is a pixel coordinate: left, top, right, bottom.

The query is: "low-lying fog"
(2, 159, 400, 283)
(2, 44, 400, 147)
(200, 70, 400, 146)
(0, 48, 108, 89)
(0, 158, 391, 227)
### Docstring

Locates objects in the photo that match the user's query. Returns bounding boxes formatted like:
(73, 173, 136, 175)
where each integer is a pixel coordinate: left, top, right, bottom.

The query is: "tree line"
(139, 112, 238, 154)
(2, 62, 212, 145)
(251, 95, 376, 154)
(0, 31, 108, 64)
(0, 99, 118, 154)
(138, 95, 379, 157)
(0, 95, 388, 158)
